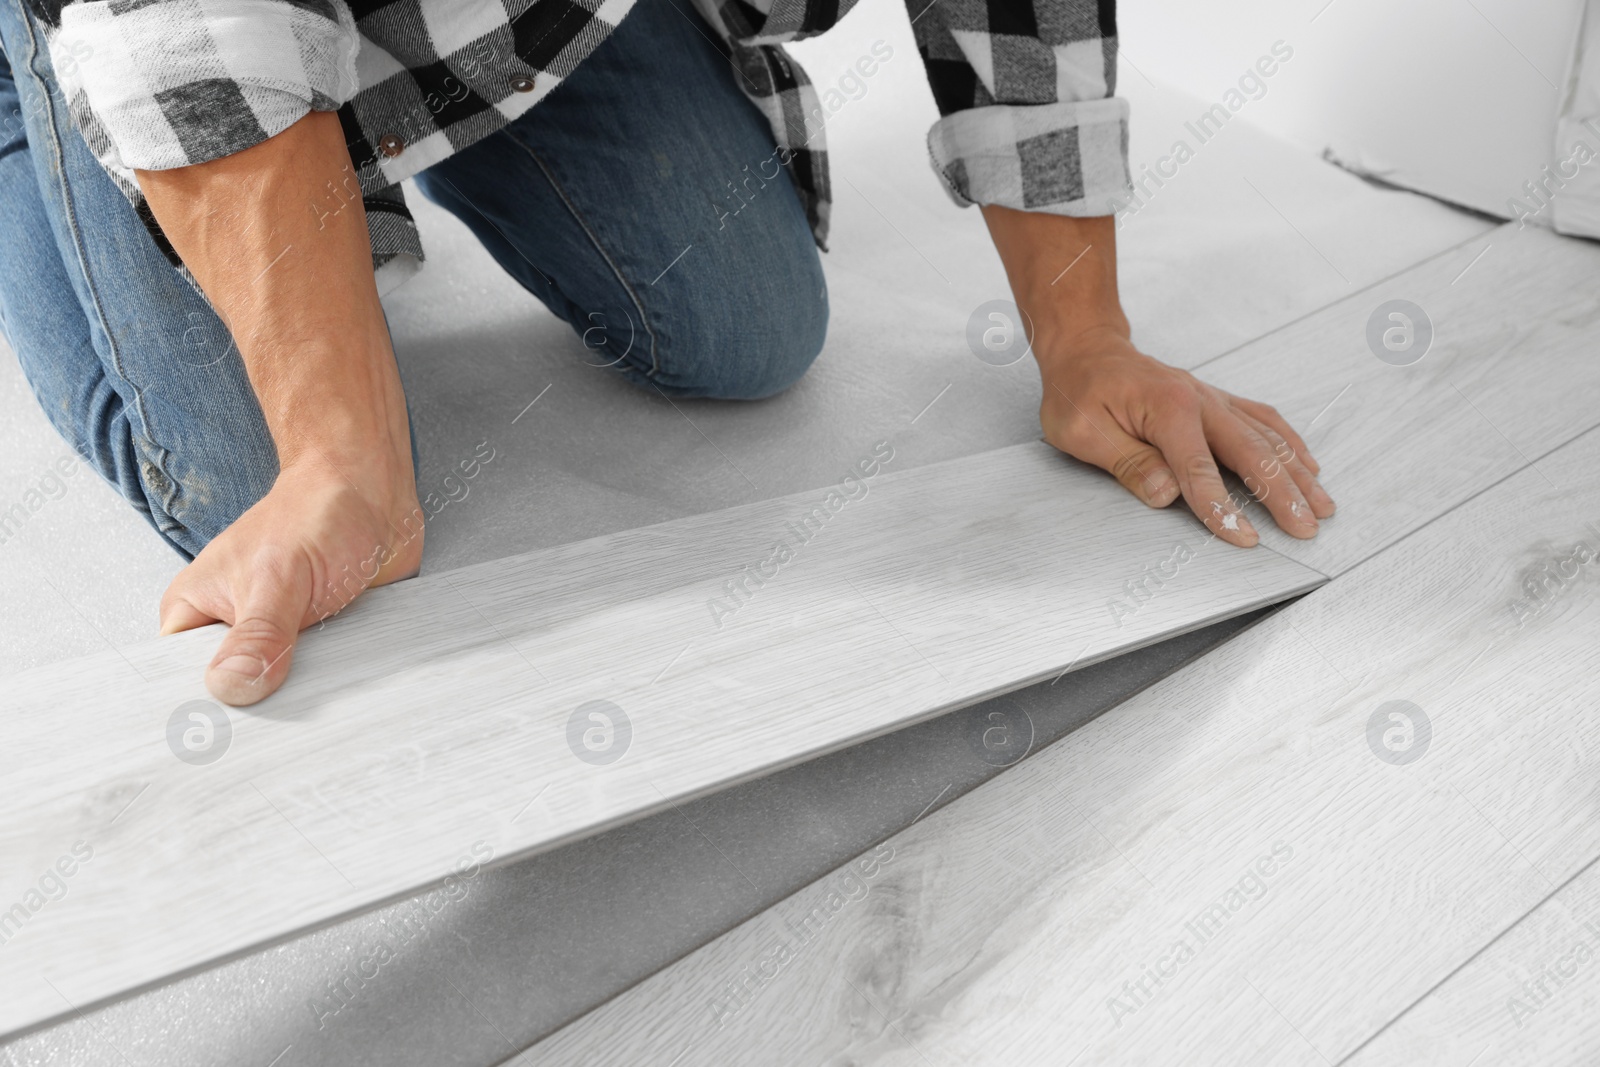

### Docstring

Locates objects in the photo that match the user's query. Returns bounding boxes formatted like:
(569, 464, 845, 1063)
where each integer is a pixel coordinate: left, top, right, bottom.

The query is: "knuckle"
(1254, 422, 1285, 447)
(1110, 449, 1155, 487)
(227, 615, 292, 649)
(1053, 413, 1119, 460)
(1184, 453, 1221, 483)
(1055, 417, 1096, 451)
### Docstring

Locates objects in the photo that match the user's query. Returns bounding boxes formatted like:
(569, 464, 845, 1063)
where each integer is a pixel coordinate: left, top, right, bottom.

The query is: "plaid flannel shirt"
(26, 0, 1129, 290)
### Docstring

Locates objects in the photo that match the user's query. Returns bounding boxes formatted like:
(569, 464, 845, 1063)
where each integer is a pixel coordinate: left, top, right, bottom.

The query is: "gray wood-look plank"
(1346, 857, 1600, 1067)
(0, 615, 1269, 1067)
(0, 440, 1324, 1039)
(520, 422, 1600, 1067)
(1194, 222, 1600, 578)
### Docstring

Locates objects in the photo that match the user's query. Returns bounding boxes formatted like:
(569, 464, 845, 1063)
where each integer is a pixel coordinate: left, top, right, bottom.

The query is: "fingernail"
(1212, 505, 1256, 543)
(208, 655, 270, 707)
(1310, 479, 1336, 514)
(1148, 470, 1178, 504)
(212, 654, 266, 683)
(1289, 499, 1318, 529)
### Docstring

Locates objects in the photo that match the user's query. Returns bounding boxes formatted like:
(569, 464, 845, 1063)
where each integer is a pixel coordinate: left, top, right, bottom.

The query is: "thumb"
(206, 554, 312, 707)
(1065, 420, 1181, 508)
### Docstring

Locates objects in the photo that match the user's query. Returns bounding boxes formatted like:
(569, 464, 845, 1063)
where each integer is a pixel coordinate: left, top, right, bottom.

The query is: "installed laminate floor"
(1345, 857, 1600, 1067)
(1196, 222, 1600, 579)
(522, 385, 1600, 1067)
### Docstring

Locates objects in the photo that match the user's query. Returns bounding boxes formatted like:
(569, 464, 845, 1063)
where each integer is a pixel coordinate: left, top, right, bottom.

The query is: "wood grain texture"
(1192, 222, 1600, 577)
(1346, 857, 1600, 1067)
(0, 441, 1324, 1038)
(523, 423, 1600, 1067)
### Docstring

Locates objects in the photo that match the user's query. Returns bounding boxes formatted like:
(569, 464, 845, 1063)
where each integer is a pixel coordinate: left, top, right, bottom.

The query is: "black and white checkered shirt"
(27, 0, 1129, 289)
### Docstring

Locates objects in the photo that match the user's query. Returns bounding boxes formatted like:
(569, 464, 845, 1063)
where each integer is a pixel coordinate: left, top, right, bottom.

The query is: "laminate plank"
(1345, 857, 1600, 1067)
(0, 615, 1269, 1067)
(0, 441, 1324, 1039)
(521, 422, 1600, 1066)
(1192, 222, 1600, 577)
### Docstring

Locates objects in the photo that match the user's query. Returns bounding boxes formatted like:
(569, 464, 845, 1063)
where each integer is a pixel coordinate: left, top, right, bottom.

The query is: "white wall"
(1554, 1, 1600, 236)
(1118, 0, 1588, 226)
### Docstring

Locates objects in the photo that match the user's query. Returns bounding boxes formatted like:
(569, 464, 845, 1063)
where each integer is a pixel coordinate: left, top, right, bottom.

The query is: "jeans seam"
(17, 0, 154, 444)
(502, 132, 662, 377)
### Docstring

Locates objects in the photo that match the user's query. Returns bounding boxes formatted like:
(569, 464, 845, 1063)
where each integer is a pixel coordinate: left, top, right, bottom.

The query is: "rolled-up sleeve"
(908, 0, 1131, 216)
(48, 0, 360, 172)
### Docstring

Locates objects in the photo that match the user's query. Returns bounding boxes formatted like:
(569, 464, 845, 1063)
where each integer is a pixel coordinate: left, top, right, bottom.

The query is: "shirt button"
(509, 75, 536, 93)
(378, 134, 405, 158)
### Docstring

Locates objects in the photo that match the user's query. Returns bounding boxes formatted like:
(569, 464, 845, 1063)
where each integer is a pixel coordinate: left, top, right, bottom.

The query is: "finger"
(1204, 407, 1318, 539)
(1045, 383, 1181, 506)
(1235, 410, 1335, 519)
(1145, 396, 1258, 547)
(1104, 434, 1182, 509)
(1060, 415, 1182, 510)
(1230, 396, 1321, 475)
(206, 547, 313, 707)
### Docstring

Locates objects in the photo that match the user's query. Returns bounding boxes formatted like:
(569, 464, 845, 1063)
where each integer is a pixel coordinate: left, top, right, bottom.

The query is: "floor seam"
(1186, 223, 1506, 377)
(1334, 850, 1600, 1065)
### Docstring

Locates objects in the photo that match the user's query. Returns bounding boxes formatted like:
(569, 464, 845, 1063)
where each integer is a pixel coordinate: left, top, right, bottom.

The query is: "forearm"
(134, 110, 410, 480)
(980, 206, 1128, 360)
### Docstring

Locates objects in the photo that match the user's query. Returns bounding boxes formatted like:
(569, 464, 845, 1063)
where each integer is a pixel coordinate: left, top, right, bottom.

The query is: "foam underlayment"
(0, 0, 1489, 676)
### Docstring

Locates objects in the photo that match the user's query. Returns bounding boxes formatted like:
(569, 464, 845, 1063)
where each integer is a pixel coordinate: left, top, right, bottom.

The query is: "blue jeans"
(0, 0, 827, 560)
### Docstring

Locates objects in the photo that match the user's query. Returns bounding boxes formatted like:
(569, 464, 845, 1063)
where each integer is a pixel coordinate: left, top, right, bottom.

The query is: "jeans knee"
(127, 428, 277, 558)
(647, 273, 829, 400)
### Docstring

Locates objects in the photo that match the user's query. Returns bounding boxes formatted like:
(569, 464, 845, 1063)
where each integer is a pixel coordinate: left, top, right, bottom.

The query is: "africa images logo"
(1365, 700, 1431, 766)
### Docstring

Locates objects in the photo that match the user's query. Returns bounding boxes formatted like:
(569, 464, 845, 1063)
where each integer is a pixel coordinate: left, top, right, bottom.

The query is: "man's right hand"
(136, 110, 418, 705)
(159, 455, 423, 705)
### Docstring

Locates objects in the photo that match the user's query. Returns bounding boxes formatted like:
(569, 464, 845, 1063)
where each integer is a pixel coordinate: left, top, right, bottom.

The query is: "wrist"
(1024, 309, 1131, 364)
(1028, 322, 1137, 396)
(271, 392, 415, 508)
(274, 410, 412, 484)
(246, 335, 413, 479)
